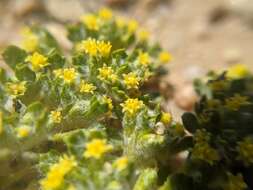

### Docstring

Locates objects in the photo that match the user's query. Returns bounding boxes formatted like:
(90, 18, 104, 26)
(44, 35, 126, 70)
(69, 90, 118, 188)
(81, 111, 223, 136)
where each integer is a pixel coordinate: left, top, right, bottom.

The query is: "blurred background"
(0, 0, 253, 119)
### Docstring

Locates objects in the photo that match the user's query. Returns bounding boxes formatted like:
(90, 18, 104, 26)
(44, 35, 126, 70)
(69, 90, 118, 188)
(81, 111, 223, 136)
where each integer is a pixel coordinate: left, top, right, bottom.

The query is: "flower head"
(6, 81, 26, 96)
(62, 68, 78, 84)
(78, 38, 98, 56)
(84, 138, 113, 159)
(114, 156, 128, 171)
(98, 65, 117, 82)
(80, 80, 96, 94)
(138, 52, 150, 66)
(50, 110, 62, 124)
(116, 17, 126, 28)
(123, 72, 140, 89)
(81, 14, 99, 31)
(224, 173, 247, 190)
(40, 155, 77, 190)
(26, 52, 48, 71)
(138, 29, 150, 41)
(159, 52, 173, 64)
(97, 40, 112, 57)
(121, 98, 144, 117)
(99, 8, 113, 20)
(226, 64, 249, 79)
(128, 19, 138, 33)
(237, 137, 253, 166)
(160, 112, 172, 125)
(16, 126, 31, 138)
(225, 94, 250, 111)
(21, 27, 38, 52)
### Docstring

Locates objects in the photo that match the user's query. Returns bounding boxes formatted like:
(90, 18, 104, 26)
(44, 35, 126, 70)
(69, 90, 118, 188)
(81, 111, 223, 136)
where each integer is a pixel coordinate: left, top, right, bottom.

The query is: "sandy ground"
(0, 0, 253, 120)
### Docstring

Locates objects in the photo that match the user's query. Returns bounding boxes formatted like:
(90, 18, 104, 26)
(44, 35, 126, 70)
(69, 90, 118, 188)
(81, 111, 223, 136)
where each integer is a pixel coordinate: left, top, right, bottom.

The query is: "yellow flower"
(98, 65, 117, 82)
(123, 72, 140, 89)
(0, 111, 2, 134)
(6, 81, 26, 96)
(62, 68, 78, 84)
(80, 80, 96, 94)
(138, 52, 150, 66)
(138, 29, 150, 41)
(53, 69, 63, 78)
(97, 40, 112, 57)
(21, 27, 38, 52)
(128, 19, 138, 33)
(226, 64, 249, 79)
(103, 96, 113, 111)
(99, 8, 113, 20)
(16, 126, 31, 138)
(237, 137, 253, 166)
(116, 17, 126, 28)
(81, 14, 99, 31)
(40, 155, 77, 190)
(120, 98, 144, 116)
(78, 38, 98, 56)
(50, 110, 62, 124)
(67, 185, 76, 190)
(159, 52, 173, 64)
(84, 138, 113, 159)
(224, 173, 247, 190)
(225, 94, 250, 111)
(26, 52, 48, 71)
(160, 112, 172, 125)
(114, 156, 128, 171)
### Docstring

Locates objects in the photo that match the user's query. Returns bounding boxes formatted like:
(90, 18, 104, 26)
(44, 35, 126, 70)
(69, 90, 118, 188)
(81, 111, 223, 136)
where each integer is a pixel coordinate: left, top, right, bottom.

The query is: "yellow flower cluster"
(99, 8, 113, 20)
(123, 72, 140, 89)
(159, 51, 173, 64)
(121, 98, 144, 117)
(40, 155, 77, 190)
(138, 29, 150, 41)
(138, 52, 150, 66)
(113, 156, 128, 171)
(84, 138, 113, 159)
(50, 110, 62, 124)
(237, 137, 253, 166)
(6, 81, 26, 96)
(54, 68, 78, 84)
(21, 27, 38, 52)
(224, 173, 247, 190)
(226, 64, 249, 79)
(98, 65, 117, 82)
(128, 19, 138, 33)
(191, 130, 219, 165)
(80, 80, 96, 94)
(77, 38, 112, 57)
(225, 94, 250, 111)
(16, 126, 31, 138)
(26, 52, 48, 71)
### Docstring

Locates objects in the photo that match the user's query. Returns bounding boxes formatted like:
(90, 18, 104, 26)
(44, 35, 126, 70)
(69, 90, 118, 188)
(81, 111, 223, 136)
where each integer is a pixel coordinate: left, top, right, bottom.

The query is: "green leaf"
(2, 46, 27, 69)
(133, 168, 158, 190)
(15, 63, 36, 82)
(182, 112, 199, 133)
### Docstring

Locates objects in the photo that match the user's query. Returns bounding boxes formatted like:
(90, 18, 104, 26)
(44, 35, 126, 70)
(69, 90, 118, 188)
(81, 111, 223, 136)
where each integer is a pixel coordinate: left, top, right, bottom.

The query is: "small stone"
(174, 84, 198, 111)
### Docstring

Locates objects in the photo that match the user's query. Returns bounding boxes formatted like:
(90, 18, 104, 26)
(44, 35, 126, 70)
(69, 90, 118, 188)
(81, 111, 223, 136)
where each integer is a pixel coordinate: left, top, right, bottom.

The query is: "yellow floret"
(114, 156, 129, 171)
(138, 29, 150, 41)
(128, 19, 138, 33)
(21, 27, 39, 52)
(26, 52, 48, 71)
(226, 64, 249, 79)
(138, 52, 150, 66)
(78, 38, 98, 56)
(16, 126, 31, 138)
(6, 81, 26, 96)
(160, 112, 172, 125)
(123, 72, 140, 89)
(84, 138, 113, 159)
(80, 80, 96, 94)
(159, 51, 173, 64)
(116, 17, 126, 28)
(120, 98, 144, 117)
(40, 155, 77, 190)
(98, 65, 117, 82)
(50, 110, 62, 124)
(97, 40, 112, 57)
(99, 8, 113, 20)
(81, 14, 99, 31)
(62, 68, 78, 84)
